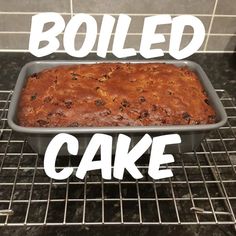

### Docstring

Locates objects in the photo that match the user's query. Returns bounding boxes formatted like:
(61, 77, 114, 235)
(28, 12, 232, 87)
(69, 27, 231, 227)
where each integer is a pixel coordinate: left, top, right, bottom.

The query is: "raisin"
(64, 99, 73, 108)
(30, 73, 38, 79)
(44, 96, 52, 103)
(95, 99, 105, 106)
(116, 115, 123, 120)
(71, 72, 79, 80)
(139, 96, 146, 103)
(56, 111, 65, 117)
(121, 99, 130, 107)
(139, 110, 149, 119)
(115, 65, 121, 70)
(182, 112, 190, 120)
(37, 120, 49, 126)
(47, 112, 53, 117)
(30, 94, 37, 101)
(151, 104, 158, 111)
(204, 99, 210, 105)
(161, 119, 167, 124)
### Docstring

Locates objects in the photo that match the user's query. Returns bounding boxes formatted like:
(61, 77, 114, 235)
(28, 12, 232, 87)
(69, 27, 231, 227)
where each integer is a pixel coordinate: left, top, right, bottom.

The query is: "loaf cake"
(17, 63, 216, 127)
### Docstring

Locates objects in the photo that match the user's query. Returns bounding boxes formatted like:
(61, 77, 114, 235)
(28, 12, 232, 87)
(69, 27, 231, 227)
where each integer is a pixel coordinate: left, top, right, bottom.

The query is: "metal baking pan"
(7, 60, 227, 155)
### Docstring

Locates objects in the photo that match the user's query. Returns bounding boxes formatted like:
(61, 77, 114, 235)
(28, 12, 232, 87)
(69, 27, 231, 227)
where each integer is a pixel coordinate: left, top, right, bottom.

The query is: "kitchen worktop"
(0, 52, 235, 236)
(0, 53, 235, 99)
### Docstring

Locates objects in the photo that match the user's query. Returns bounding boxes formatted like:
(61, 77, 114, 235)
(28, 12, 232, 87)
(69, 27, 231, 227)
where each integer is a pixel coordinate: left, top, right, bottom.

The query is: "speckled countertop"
(0, 53, 235, 236)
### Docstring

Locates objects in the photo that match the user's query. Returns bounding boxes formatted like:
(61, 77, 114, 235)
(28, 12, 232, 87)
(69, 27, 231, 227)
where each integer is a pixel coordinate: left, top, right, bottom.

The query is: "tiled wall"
(0, 0, 235, 53)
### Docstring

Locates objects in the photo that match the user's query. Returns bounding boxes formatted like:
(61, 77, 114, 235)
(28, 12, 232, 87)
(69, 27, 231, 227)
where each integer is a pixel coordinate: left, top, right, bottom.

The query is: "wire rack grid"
(0, 89, 235, 227)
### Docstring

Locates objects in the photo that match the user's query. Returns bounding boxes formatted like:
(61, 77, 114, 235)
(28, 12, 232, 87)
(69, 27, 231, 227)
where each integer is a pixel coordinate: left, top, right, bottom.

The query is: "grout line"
(204, 0, 218, 51)
(70, 0, 73, 18)
(0, 32, 235, 37)
(0, 12, 235, 17)
(70, 13, 236, 17)
(0, 32, 31, 34)
(215, 14, 236, 17)
(0, 49, 234, 53)
(0, 12, 71, 15)
(204, 34, 236, 36)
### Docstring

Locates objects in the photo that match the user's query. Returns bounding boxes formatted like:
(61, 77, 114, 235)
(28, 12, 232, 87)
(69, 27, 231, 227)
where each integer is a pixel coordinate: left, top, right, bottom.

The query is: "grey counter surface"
(0, 52, 235, 236)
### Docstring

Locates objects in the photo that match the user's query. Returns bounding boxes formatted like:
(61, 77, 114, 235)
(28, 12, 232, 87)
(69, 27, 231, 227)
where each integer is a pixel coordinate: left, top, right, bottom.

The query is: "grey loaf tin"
(7, 60, 227, 155)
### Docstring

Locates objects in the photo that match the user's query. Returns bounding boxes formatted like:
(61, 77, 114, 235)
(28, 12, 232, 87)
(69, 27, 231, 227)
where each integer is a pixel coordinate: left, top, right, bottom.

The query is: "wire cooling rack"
(0, 89, 235, 227)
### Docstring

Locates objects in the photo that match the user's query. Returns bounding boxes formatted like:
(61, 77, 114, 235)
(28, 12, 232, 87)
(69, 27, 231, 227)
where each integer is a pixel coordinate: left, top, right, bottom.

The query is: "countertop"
(0, 52, 235, 236)
(0, 53, 235, 99)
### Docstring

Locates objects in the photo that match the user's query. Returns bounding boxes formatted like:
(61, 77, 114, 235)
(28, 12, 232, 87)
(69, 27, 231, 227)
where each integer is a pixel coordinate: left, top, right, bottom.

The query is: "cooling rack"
(0, 89, 235, 227)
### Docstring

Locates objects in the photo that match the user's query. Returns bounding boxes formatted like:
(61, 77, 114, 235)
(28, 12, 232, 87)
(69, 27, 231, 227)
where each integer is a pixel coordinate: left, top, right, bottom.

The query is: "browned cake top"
(17, 63, 216, 127)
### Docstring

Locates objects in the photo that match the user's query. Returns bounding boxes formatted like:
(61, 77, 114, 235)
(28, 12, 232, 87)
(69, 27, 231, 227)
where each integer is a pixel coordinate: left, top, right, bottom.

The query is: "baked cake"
(17, 63, 216, 127)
